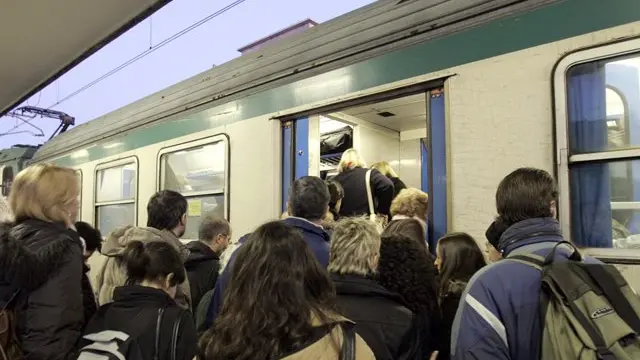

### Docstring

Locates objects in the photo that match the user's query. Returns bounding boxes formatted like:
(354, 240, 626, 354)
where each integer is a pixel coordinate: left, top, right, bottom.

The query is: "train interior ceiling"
(314, 92, 428, 189)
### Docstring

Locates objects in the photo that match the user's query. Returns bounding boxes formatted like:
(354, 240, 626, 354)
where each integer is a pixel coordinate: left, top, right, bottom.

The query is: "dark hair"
(288, 176, 330, 221)
(437, 232, 486, 298)
(198, 215, 230, 244)
(122, 241, 185, 287)
(378, 234, 439, 315)
(496, 167, 558, 226)
(382, 219, 428, 252)
(75, 221, 102, 253)
(147, 190, 187, 230)
(485, 217, 510, 249)
(199, 221, 339, 359)
(325, 180, 344, 211)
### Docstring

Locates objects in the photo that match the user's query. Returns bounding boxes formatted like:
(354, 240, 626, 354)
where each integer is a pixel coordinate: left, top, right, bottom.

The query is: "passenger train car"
(17, 0, 640, 285)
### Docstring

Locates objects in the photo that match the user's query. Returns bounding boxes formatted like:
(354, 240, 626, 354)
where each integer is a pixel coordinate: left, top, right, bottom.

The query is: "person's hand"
(429, 351, 439, 360)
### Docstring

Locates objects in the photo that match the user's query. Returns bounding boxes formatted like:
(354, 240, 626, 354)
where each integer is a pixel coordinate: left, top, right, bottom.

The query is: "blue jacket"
(450, 217, 597, 360)
(203, 217, 331, 329)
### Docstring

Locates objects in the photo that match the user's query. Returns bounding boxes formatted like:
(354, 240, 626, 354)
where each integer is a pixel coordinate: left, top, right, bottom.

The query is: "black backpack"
(77, 307, 183, 360)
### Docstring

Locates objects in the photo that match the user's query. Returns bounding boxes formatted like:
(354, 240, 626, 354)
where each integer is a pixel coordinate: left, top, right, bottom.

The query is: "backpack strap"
(153, 308, 164, 360)
(507, 253, 545, 270)
(583, 264, 640, 334)
(339, 322, 355, 360)
(170, 311, 183, 360)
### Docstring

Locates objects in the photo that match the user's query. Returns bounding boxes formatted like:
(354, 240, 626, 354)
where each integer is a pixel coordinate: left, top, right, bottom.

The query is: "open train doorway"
(281, 87, 448, 249)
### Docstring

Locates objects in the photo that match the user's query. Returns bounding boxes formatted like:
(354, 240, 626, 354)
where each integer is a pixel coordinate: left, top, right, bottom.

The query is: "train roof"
(33, 0, 563, 163)
(0, 0, 172, 117)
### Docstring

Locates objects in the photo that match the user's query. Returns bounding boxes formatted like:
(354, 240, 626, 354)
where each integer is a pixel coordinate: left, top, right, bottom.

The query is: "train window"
(2, 166, 14, 197)
(160, 139, 227, 240)
(556, 46, 640, 250)
(95, 162, 137, 236)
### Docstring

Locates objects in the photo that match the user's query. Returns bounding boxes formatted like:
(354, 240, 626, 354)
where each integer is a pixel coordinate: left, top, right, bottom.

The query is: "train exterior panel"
(25, 0, 640, 283)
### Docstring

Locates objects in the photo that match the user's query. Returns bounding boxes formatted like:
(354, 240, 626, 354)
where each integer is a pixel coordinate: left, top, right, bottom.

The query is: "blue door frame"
(423, 88, 448, 251)
(282, 117, 309, 211)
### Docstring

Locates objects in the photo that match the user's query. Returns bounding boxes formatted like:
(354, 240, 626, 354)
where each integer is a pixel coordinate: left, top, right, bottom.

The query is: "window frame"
(554, 37, 640, 258)
(156, 134, 230, 223)
(93, 157, 139, 230)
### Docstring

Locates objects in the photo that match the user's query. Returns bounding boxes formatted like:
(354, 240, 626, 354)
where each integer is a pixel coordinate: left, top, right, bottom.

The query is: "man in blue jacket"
(451, 167, 594, 360)
(202, 176, 331, 329)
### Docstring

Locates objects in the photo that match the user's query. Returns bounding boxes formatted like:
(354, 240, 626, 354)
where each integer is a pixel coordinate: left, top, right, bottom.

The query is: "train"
(2, 0, 640, 285)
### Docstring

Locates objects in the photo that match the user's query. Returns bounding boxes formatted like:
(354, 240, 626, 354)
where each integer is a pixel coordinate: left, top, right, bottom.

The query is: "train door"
(280, 86, 449, 251)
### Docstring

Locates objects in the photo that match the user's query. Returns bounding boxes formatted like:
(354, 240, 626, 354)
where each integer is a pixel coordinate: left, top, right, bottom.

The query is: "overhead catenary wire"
(47, 0, 248, 109)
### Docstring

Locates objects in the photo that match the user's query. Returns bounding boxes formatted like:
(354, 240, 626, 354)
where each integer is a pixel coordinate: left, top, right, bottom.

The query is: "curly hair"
(390, 188, 429, 219)
(378, 234, 439, 315)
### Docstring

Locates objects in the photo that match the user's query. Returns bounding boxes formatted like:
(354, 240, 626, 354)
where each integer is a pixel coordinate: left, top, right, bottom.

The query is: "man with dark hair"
(146, 190, 189, 237)
(185, 215, 230, 314)
(95, 190, 192, 310)
(200, 176, 331, 331)
(451, 168, 594, 360)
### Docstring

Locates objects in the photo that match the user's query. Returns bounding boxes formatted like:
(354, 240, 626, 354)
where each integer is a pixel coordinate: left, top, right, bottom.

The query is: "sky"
(0, 0, 375, 148)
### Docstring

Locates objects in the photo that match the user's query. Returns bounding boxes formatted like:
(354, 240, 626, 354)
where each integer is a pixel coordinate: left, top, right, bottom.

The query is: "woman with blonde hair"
(5, 163, 85, 359)
(333, 148, 394, 221)
(390, 187, 429, 221)
(371, 161, 406, 199)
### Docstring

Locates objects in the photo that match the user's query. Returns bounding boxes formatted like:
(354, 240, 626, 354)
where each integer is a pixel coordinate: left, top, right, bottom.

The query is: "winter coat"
(333, 167, 394, 218)
(439, 280, 467, 360)
(80, 285, 197, 360)
(451, 217, 600, 360)
(95, 226, 192, 310)
(81, 264, 98, 331)
(203, 217, 331, 329)
(184, 241, 220, 313)
(7, 219, 85, 360)
(389, 176, 407, 199)
(281, 315, 375, 360)
(332, 273, 418, 360)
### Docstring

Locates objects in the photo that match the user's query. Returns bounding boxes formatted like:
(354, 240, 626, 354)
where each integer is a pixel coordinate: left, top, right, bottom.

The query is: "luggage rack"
(320, 152, 342, 168)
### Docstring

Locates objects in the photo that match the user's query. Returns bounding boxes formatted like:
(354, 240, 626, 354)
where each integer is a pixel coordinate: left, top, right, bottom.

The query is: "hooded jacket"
(184, 241, 220, 312)
(2, 219, 85, 360)
(332, 273, 418, 360)
(94, 226, 192, 310)
(450, 218, 599, 360)
(203, 217, 331, 329)
(80, 285, 197, 360)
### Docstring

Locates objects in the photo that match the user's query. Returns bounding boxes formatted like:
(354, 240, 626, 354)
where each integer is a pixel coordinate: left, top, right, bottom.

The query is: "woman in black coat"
(7, 164, 85, 359)
(332, 149, 394, 220)
(371, 161, 406, 199)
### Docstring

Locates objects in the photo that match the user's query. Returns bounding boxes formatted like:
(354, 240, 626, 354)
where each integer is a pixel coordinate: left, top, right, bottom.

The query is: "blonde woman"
(332, 148, 394, 220)
(390, 187, 429, 221)
(329, 217, 419, 360)
(371, 161, 406, 199)
(7, 163, 85, 359)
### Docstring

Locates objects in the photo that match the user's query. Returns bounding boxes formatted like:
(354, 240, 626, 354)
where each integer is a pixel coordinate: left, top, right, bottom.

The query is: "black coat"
(332, 273, 418, 360)
(439, 280, 467, 360)
(333, 167, 394, 218)
(80, 285, 197, 360)
(389, 176, 407, 199)
(81, 264, 98, 331)
(184, 241, 220, 311)
(8, 219, 85, 360)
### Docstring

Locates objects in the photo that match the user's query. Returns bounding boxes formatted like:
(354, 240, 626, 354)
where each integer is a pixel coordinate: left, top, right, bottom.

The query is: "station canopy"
(0, 0, 172, 116)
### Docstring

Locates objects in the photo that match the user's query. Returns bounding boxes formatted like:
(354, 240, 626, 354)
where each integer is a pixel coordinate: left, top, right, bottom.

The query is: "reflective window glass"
(96, 164, 136, 203)
(161, 143, 225, 195)
(96, 203, 135, 237)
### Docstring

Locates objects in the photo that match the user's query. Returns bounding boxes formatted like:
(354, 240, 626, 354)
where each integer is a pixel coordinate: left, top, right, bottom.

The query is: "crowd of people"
(0, 148, 598, 360)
